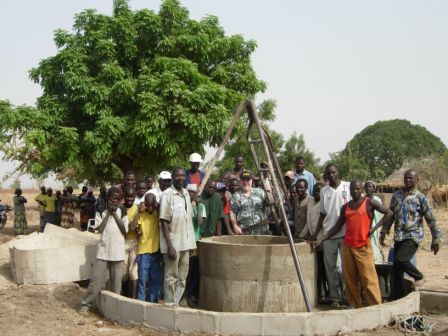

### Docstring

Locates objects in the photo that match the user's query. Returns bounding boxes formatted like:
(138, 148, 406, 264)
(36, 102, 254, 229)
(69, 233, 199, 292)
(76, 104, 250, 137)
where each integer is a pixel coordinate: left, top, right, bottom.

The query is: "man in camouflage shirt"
(230, 171, 269, 235)
(380, 169, 443, 299)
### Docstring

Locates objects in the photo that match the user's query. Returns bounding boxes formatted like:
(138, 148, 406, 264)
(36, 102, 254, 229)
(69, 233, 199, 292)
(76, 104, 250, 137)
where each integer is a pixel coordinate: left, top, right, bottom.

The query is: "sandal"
(414, 278, 426, 287)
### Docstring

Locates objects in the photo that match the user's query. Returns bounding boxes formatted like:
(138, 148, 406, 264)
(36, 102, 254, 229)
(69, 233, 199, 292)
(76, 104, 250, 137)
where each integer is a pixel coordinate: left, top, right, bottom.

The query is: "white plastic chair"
(86, 218, 96, 232)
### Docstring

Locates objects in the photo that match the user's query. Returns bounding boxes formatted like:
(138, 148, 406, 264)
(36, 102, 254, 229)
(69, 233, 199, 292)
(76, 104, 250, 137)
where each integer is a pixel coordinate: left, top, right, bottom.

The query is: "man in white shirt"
(310, 164, 350, 307)
(159, 168, 196, 305)
(298, 182, 328, 302)
(80, 187, 129, 312)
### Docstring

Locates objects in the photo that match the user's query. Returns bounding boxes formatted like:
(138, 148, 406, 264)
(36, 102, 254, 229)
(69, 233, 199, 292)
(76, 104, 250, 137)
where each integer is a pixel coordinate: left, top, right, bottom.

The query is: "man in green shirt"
(200, 180, 224, 237)
(187, 184, 206, 241)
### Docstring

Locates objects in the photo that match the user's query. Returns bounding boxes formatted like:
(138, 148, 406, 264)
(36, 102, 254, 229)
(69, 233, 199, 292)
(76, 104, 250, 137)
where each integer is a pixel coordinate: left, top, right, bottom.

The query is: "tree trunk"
(114, 156, 145, 181)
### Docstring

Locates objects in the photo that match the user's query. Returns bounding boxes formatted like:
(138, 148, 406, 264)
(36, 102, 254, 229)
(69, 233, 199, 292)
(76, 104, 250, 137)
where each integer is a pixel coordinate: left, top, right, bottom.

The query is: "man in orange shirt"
(314, 180, 392, 308)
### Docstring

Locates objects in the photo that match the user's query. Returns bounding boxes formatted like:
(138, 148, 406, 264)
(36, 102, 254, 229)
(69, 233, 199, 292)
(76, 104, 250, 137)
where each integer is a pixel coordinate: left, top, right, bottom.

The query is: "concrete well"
(198, 235, 316, 312)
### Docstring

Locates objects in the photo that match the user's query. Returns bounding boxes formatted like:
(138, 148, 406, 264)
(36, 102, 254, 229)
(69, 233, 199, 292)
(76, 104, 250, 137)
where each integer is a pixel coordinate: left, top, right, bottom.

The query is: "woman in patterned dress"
(13, 188, 27, 235)
(61, 186, 76, 228)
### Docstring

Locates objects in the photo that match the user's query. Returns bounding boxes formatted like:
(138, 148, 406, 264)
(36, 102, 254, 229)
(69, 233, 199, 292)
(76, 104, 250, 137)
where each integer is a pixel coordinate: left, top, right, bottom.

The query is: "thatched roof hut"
(376, 163, 411, 193)
(377, 158, 447, 206)
(377, 160, 432, 193)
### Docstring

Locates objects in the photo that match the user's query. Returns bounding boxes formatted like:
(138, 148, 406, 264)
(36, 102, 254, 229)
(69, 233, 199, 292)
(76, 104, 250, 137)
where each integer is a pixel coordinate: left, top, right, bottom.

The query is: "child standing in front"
(80, 187, 128, 313)
(129, 193, 161, 302)
(122, 186, 138, 298)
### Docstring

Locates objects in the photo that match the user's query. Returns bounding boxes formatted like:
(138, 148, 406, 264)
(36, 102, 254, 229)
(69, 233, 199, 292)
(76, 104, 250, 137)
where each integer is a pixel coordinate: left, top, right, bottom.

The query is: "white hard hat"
(189, 153, 202, 163)
(159, 171, 172, 180)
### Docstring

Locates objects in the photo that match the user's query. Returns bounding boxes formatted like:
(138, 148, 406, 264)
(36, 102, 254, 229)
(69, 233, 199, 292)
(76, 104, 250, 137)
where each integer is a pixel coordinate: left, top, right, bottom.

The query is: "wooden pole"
(246, 100, 313, 312)
(195, 99, 313, 312)
(197, 101, 247, 197)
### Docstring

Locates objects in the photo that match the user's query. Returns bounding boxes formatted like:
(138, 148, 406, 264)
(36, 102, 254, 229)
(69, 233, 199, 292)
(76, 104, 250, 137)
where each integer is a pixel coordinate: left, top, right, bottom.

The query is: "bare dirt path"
(0, 232, 181, 335)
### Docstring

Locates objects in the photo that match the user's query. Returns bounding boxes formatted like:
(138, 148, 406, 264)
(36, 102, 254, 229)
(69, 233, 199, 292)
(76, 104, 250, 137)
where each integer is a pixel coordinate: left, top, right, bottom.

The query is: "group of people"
(9, 185, 114, 235)
(80, 152, 274, 312)
(3, 151, 442, 312)
(34, 185, 102, 232)
(78, 153, 443, 312)
(293, 163, 442, 309)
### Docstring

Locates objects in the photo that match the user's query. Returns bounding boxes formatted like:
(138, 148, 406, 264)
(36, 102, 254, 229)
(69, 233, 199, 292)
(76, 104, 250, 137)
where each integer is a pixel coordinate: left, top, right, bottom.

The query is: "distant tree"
(0, 0, 265, 185)
(216, 99, 284, 175)
(9, 177, 21, 189)
(412, 154, 448, 191)
(278, 132, 321, 178)
(328, 144, 370, 181)
(330, 119, 447, 181)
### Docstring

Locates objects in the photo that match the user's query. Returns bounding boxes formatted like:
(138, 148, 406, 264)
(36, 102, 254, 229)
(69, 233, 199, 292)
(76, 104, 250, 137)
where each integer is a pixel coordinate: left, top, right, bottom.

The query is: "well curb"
(99, 291, 420, 336)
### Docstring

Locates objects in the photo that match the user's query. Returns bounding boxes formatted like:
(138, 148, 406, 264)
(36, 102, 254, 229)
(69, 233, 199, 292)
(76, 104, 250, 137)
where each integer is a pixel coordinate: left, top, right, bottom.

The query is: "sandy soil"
(1, 189, 448, 335)
(0, 243, 186, 336)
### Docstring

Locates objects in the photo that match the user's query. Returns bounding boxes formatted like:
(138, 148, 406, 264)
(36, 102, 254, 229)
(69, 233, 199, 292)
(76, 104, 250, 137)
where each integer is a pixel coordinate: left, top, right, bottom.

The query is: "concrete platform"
(98, 291, 420, 336)
(9, 224, 99, 284)
(420, 289, 448, 313)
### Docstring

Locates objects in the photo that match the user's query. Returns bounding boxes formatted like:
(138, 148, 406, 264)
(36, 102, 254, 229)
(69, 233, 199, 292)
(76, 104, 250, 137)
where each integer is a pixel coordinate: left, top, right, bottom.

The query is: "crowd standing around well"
(0, 153, 443, 312)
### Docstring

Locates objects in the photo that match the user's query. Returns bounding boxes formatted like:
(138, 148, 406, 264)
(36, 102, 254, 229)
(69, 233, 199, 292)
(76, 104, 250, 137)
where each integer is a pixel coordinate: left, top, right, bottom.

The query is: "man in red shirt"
(314, 180, 392, 308)
(217, 182, 236, 235)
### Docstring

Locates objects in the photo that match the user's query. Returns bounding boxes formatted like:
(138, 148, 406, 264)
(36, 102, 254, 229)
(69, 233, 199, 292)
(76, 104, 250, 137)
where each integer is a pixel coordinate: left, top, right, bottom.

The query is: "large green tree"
(0, 0, 265, 184)
(328, 144, 370, 181)
(329, 119, 447, 181)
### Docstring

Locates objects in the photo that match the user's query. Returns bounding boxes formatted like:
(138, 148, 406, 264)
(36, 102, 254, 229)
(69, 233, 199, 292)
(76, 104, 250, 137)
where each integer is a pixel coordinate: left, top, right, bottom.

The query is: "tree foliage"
(215, 101, 323, 181)
(330, 119, 447, 181)
(328, 143, 370, 181)
(278, 132, 321, 178)
(9, 177, 21, 190)
(412, 153, 448, 191)
(0, 0, 265, 184)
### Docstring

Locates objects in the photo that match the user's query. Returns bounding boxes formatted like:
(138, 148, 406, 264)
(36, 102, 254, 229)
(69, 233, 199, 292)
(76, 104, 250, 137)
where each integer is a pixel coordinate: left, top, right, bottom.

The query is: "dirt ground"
(1, 189, 448, 335)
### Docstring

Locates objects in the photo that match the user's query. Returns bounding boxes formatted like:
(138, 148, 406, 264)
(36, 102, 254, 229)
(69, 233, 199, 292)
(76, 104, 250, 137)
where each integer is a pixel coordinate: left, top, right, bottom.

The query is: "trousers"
(343, 241, 381, 307)
(163, 250, 189, 305)
(137, 252, 161, 303)
(322, 237, 344, 302)
(81, 259, 123, 308)
(392, 239, 422, 299)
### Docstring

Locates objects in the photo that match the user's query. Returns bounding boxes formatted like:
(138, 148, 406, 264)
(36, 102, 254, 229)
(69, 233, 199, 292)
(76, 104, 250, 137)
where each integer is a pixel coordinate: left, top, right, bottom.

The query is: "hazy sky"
(1, 0, 447, 187)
